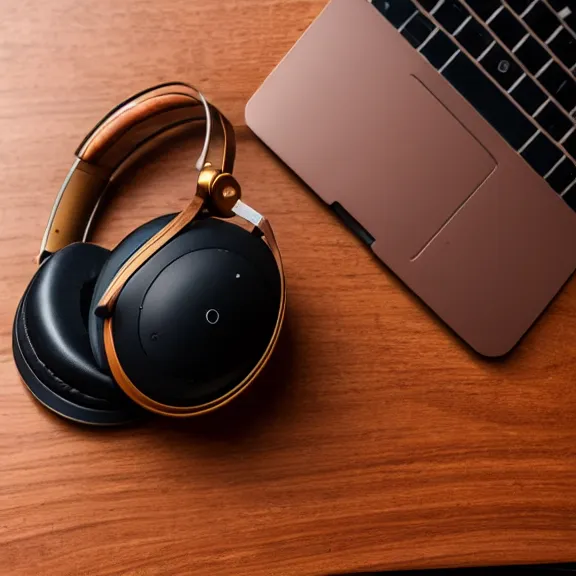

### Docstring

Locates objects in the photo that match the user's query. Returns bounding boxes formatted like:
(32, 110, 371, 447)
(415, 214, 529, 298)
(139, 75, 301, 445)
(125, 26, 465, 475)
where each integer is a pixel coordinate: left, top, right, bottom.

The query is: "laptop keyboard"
(371, 0, 576, 208)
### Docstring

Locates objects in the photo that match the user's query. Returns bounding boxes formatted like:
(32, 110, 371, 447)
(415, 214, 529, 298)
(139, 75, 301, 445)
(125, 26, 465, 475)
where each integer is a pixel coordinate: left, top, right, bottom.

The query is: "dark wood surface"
(2, 1, 576, 574)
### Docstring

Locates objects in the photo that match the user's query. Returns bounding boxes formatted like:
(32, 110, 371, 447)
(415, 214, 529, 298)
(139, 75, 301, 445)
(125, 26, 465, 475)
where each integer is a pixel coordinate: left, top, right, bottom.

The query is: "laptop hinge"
(330, 201, 375, 247)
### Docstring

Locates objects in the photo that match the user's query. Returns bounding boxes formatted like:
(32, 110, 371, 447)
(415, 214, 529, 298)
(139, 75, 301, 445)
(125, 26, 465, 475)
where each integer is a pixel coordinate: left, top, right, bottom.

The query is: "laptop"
(245, 0, 576, 357)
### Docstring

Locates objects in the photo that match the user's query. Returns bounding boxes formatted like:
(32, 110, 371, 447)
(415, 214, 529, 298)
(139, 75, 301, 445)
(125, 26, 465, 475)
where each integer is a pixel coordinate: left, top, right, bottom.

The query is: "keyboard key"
(521, 133, 563, 175)
(523, 2, 562, 40)
(434, 0, 470, 33)
(565, 131, 576, 159)
(556, 80, 576, 115)
(479, 44, 524, 90)
(465, 0, 501, 21)
(547, 157, 576, 193)
(372, 0, 417, 28)
(548, 29, 576, 68)
(442, 52, 535, 149)
(535, 101, 573, 141)
(514, 36, 550, 74)
(563, 185, 576, 211)
(489, 8, 527, 49)
(457, 18, 494, 57)
(418, 0, 439, 10)
(539, 61, 571, 96)
(546, 0, 570, 9)
(507, 0, 533, 13)
(421, 29, 458, 68)
(565, 13, 576, 34)
(511, 76, 548, 114)
(401, 12, 435, 47)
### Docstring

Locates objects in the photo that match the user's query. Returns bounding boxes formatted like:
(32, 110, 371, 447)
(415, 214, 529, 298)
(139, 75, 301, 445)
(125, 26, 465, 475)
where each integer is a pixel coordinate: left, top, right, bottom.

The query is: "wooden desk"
(1, 1, 576, 574)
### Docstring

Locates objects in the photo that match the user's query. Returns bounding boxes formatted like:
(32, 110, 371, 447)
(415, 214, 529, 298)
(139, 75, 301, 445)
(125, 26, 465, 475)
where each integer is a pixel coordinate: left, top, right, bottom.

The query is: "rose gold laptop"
(246, 0, 576, 356)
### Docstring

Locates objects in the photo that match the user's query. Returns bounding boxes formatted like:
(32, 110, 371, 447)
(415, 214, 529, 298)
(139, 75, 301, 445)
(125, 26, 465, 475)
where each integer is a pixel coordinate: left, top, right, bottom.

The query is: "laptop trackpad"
(349, 75, 497, 261)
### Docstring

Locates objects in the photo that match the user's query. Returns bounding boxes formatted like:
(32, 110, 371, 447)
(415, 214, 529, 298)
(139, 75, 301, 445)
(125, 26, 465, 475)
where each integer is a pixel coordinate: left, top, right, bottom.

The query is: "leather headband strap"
(38, 82, 235, 262)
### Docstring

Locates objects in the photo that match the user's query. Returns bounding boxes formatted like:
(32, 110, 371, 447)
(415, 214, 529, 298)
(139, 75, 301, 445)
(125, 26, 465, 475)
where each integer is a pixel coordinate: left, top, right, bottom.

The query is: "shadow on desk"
(148, 307, 299, 445)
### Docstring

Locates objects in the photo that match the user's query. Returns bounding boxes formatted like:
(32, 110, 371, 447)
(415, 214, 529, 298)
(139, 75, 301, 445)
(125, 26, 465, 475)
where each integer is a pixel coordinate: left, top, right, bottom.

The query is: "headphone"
(12, 82, 286, 426)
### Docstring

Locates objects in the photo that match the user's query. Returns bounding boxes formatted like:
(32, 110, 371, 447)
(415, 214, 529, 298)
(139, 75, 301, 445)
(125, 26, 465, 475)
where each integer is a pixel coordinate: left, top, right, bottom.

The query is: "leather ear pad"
(14, 243, 142, 425)
(88, 214, 176, 369)
(18, 243, 123, 404)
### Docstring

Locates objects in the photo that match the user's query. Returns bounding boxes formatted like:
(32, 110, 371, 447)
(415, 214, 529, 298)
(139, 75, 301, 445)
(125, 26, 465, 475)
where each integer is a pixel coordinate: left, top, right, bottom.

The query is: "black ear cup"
(101, 217, 282, 412)
(12, 243, 142, 425)
(88, 214, 176, 369)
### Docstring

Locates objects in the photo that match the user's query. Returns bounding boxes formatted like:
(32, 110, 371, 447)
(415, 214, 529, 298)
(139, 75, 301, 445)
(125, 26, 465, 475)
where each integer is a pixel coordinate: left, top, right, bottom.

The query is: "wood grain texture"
(2, 0, 576, 574)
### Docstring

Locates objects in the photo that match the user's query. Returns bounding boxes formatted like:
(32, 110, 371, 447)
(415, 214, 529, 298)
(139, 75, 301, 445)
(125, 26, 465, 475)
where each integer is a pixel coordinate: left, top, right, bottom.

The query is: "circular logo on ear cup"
(205, 309, 220, 325)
